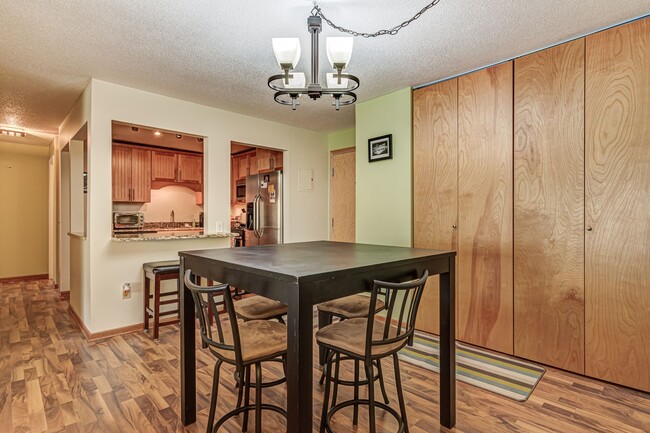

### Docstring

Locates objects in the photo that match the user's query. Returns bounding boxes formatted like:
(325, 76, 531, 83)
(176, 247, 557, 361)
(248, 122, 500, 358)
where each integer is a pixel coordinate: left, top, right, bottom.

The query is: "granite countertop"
(112, 231, 237, 242)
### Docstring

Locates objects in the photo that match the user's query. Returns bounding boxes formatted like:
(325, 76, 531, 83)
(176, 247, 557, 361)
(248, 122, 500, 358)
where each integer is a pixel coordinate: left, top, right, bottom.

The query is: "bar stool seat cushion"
(213, 320, 287, 362)
(317, 294, 385, 319)
(316, 318, 403, 357)
(143, 260, 180, 274)
(234, 296, 287, 321)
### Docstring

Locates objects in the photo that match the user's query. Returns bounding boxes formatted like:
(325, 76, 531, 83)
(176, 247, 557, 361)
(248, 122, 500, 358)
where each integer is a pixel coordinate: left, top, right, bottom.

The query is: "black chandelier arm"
(268, 73, 359, 93)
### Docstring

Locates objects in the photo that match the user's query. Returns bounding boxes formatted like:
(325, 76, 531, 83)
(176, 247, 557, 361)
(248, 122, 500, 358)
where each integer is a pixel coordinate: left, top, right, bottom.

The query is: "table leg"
(439, 256, 456, 428)
(180, 257, 197, 425)
(286, 291, 314, 433)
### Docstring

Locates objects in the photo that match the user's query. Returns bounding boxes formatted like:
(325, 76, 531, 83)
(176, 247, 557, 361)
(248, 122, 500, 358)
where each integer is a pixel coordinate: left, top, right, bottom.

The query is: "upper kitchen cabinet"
(112, 144, 151, 202)
(152, 150, 178, 181)
(178, 153, 202, 183)
(256, 148, 284, 173)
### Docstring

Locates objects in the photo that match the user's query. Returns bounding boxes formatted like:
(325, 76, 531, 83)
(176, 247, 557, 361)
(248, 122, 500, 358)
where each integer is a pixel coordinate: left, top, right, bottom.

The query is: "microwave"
(235, 180, 246, 202)
(113, 211, 144, 229)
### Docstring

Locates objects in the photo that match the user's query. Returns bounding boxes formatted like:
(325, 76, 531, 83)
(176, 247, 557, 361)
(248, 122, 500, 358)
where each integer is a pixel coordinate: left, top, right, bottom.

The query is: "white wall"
(58, 85, 91, 304)
(81, 79, 328, 333)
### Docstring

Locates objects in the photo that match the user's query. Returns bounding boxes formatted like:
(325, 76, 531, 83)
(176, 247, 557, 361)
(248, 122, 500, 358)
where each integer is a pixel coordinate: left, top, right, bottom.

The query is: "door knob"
(452, 224, 457, 229)
(586, 226, 593, 232)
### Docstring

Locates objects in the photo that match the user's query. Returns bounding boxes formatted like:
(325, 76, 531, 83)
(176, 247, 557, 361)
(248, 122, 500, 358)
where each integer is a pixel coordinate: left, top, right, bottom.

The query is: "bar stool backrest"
(183, 269, 244, 365)
(365, 270, 429, 359)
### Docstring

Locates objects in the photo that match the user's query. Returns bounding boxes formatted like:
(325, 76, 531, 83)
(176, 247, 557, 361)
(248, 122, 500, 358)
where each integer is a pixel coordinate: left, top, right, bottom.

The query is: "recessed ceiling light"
(0, 128, 26, 137)
(131, 126, 139, 132)
(176, 134, 182, 139)
(154, 131, 162, 136)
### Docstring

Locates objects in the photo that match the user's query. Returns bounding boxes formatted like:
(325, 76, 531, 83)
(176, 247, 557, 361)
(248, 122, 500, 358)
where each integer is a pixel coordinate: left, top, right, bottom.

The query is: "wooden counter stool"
(143, 260, 181, 340)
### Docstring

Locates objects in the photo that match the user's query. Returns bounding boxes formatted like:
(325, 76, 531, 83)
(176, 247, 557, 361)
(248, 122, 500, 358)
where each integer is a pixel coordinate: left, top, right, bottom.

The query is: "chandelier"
(268, 12, 358, 111)
(268, 2, 441, 111)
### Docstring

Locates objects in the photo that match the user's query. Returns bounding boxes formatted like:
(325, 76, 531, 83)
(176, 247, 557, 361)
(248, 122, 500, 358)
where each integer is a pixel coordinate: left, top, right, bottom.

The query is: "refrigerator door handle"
(254, 194, 262, 238)
(255, 194, 264, 238)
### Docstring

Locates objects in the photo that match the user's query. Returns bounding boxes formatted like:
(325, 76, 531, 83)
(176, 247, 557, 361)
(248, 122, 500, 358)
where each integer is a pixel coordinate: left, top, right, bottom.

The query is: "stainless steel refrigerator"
(245, 170, 283, 245)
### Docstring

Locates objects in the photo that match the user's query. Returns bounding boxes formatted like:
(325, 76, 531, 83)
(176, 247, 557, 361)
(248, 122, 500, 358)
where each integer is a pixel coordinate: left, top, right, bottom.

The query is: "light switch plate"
(216, 221, 224, 232)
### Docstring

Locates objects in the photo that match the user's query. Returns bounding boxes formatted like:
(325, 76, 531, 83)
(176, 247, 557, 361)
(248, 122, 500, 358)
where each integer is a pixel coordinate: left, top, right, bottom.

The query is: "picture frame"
(367, 134, 393, 162)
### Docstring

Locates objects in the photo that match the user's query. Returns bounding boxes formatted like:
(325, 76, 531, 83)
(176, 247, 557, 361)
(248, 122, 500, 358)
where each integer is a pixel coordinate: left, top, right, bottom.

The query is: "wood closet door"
(412, 80, 458, 335)
(514, 40, 585, 373)
(585, 18, 650, 392)
(458, 63, 513, 354)
(330, 148, 356, 243)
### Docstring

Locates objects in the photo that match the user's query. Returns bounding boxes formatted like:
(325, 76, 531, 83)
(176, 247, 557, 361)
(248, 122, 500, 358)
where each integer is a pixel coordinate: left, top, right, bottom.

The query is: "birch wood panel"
(329, 148, 356, 243)
(513, 39, 585, 373)
(130, 147, 151, 202)
(585, 18, 650, 392)
(151, 151, 177, 181)
(412, 80, 458, 335)
(458, 63, 514, 354)
(112, 144, 131, 202)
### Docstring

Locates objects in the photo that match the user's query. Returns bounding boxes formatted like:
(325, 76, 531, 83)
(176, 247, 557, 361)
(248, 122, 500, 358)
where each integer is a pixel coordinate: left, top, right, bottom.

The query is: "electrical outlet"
(216, 221, 224, 232)
(122, 283, 132, 299)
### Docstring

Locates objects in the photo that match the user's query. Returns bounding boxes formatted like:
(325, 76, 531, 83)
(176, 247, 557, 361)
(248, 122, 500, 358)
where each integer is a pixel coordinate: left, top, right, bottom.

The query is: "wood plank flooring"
(1, 280, 649, 432)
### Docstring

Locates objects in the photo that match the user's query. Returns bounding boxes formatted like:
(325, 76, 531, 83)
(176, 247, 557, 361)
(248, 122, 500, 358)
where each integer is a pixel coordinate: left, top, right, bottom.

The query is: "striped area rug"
(398, 332, 545, 401)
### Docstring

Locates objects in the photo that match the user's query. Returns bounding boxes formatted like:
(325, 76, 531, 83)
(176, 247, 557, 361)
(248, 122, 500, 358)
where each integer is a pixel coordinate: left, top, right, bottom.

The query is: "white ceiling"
(1, 0, 649, 134)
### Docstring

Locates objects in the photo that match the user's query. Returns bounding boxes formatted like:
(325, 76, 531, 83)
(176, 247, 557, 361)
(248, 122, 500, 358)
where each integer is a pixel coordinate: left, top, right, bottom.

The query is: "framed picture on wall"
(368, 134, 392, 162)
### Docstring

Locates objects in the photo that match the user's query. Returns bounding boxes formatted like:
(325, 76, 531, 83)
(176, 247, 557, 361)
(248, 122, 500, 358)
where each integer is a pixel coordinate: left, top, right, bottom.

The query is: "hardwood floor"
(1, 280, 649, 433)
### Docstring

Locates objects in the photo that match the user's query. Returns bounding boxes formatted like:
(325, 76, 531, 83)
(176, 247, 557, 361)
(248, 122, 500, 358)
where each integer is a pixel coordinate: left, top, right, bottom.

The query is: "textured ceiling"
(1, 0, 649, 134)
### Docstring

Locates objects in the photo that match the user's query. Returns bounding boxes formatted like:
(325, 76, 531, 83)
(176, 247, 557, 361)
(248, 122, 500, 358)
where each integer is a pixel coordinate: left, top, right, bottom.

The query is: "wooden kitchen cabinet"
(513, 40, 585, 373)
(112, 144, 151, 202)
(177, 153, 202, 183)
(152, 150, 177, 181)
(237, 154, 250, 180)
(257, 148, 284, 173)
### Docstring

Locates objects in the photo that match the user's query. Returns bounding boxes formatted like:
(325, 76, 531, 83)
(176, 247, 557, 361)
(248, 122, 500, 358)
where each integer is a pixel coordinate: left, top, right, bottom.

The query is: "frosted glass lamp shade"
(284, 72, 306, 89)
(272, 38, 301, 69)
(326, 37, 353, 69)
(326, 72, 348, 89)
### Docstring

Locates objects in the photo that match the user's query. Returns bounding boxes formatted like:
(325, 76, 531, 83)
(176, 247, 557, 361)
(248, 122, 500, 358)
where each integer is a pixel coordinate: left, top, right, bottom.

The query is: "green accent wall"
(328, 128, 356, 151)
(355, 88, 412, 247)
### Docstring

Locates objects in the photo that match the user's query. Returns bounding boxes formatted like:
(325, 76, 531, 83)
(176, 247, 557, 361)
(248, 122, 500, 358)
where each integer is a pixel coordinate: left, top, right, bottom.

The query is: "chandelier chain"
(311, 0, 440, 38)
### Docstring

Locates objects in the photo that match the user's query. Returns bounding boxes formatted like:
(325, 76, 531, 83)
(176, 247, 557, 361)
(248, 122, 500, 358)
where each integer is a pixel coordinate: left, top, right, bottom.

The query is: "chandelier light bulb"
(326, 37, 353, 69)
(272, 38, 301, 69)
(284, 72, 306, 89)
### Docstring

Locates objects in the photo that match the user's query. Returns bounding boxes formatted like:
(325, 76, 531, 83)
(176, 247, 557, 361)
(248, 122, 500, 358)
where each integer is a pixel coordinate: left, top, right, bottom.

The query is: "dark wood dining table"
(178, 241, 456, 432)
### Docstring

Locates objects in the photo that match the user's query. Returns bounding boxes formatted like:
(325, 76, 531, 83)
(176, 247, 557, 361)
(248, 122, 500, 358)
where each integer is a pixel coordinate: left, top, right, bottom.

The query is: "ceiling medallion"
(268, 1, 442, 110)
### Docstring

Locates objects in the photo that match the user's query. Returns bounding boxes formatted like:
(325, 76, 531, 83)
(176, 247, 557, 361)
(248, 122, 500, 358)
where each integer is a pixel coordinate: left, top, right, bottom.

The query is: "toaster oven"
(113, 211, 144, 229)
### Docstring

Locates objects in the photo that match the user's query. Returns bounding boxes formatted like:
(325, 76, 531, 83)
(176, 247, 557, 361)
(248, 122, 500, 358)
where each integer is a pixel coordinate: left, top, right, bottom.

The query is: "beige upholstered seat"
(317, 294, 385, 319)
(213, 319, 287, 362)
(234, 296, 287, 321)
(316, 318, 405, 357)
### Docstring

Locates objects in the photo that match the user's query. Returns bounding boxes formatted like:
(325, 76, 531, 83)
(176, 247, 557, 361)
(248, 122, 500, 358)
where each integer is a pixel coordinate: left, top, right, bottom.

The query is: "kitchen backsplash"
(114, 185, 203, 223)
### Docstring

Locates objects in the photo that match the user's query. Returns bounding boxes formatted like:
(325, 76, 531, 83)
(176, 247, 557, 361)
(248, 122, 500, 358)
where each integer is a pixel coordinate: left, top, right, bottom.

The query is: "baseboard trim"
(0, 274, 49, 283)
(68, 305, 143, 342)
(59, 290, 70, 300)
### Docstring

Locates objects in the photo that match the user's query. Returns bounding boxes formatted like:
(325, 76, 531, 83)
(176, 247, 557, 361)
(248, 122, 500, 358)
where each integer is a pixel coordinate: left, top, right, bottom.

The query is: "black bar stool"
(316, 270, 429, 433)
